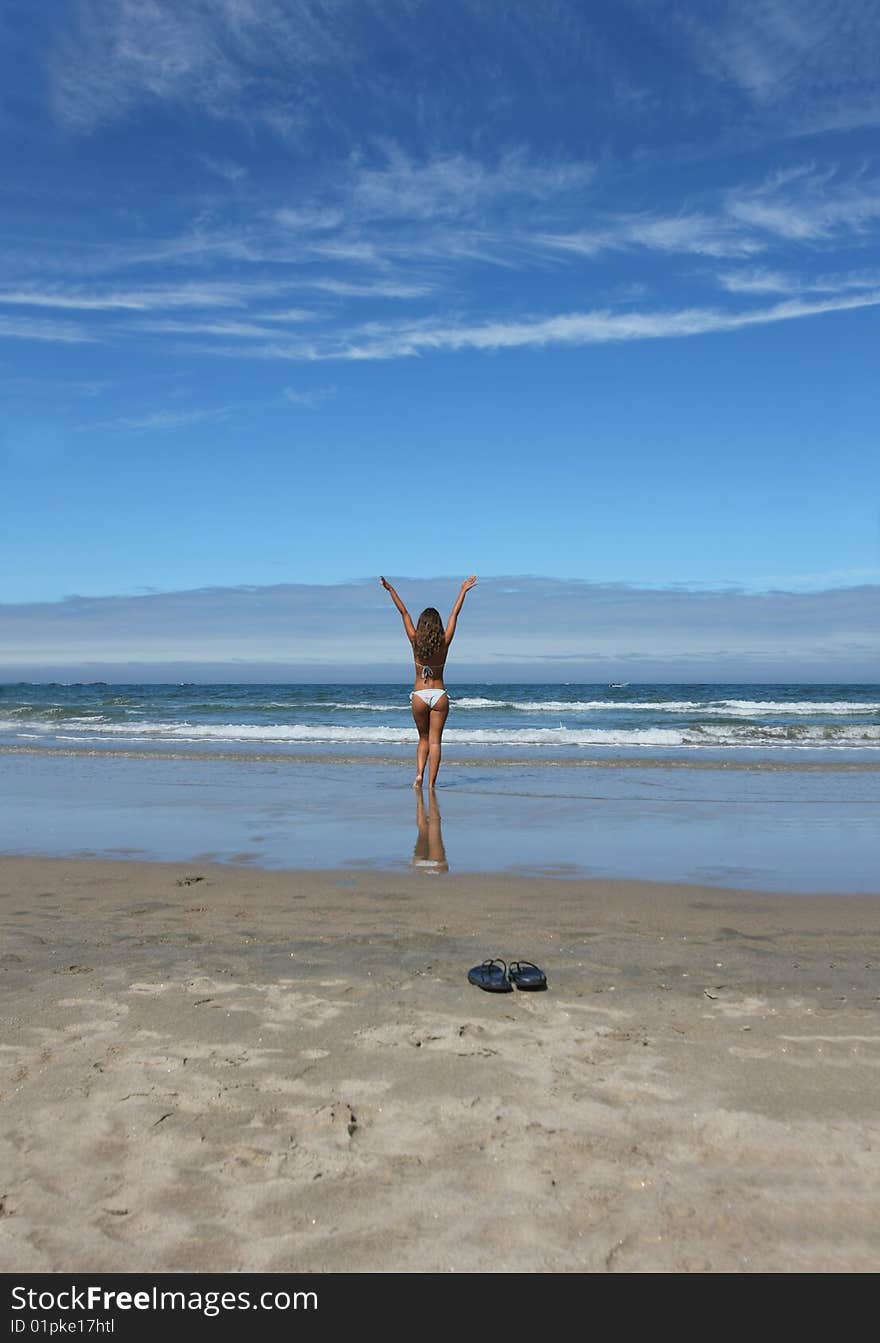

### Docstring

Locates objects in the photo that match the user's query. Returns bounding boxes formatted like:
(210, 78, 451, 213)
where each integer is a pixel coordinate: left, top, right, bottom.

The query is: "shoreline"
(2, 854, 879, 1272)
(2, 848, 880, 897)
(4, 742, 880, 770)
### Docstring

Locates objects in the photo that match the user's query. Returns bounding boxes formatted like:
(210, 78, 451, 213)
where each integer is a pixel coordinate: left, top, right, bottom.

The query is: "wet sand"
(1, 855, 879, 1273)
(3, 749, 879, 891)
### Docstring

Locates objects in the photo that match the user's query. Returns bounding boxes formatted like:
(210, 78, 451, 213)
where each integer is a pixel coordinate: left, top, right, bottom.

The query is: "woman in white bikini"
(379, 575, 477, 789)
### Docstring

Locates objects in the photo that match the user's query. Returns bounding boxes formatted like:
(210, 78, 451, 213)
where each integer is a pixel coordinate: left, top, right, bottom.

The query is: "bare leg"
(427, 695, 449, 789)
(411, 694, 430, 788)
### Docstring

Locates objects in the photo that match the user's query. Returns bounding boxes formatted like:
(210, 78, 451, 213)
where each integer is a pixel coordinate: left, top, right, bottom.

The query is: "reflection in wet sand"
(412, 788, 448, 874)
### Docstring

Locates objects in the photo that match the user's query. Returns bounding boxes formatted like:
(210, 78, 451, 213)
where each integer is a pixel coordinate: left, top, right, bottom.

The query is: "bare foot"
(413, 775, 423, 789)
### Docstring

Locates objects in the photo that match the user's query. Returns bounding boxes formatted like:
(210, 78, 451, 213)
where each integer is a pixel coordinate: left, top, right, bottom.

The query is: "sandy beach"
(2, 854, 878, 1273)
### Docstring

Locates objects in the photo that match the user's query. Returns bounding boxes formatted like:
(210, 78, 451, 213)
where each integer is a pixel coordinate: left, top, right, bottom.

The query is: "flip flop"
(508, 961, 548, 991)
(467, 959, 512, 992)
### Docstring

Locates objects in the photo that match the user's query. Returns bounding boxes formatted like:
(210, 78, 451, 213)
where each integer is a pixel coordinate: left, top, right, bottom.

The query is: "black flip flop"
(508, 961, 548, 991)
(467, 959, 512, 992)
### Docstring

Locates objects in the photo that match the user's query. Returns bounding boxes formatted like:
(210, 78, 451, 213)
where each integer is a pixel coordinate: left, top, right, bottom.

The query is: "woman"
(380, 575, 477, 789)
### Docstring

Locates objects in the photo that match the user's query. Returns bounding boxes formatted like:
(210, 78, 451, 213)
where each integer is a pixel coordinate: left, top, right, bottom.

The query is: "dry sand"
(1, 855, 878, 1273)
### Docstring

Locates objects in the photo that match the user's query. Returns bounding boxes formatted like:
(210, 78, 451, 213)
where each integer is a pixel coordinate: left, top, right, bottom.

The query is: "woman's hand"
(460, 575, 477, 592)
(380, 576, 392, 591)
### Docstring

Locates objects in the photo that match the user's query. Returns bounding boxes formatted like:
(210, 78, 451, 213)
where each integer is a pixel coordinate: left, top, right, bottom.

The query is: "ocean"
(2, 681, 879, 760)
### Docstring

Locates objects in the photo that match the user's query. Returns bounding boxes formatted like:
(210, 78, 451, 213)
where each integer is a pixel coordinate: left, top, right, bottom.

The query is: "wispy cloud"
(8, 146, 596, 288)
(282, 385, 336, 408)
(85, 406, 232, 432)
(0, 275, 423, 312)
(349, 146, 595, 221)
(1, 376, 114, 397)
(201, 156, 248, 183)
(537, 212, 764, 261)
(538, 167, 880, 263)
(299, 277, 435, 299)
(198, 289, 880, 362)
(135, 317, 287, 339)
(257, 308, 316, 323)
(299, 237, 388, 267)
(726, 166, 880, 242)
(679, 0, 880, 131)
(13, 155, 879, 318)
(50, 0, 354, 132)
(8, 155, 880, 370)
(717, 265, 880, 296)
(0, 314, 97, 344)
(687, 0, 880, 116)
(24, 229, 268, 278)
(0, 281, 297, 312)
(275, 207, 345, 232)
(683, 0, 833, 105)
(46, 0, 605, 149)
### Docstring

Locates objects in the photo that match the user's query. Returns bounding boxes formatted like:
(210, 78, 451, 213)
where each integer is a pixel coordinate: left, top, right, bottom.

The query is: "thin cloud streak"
(717, 265, 880, 295)
(84, 407, 232, 432)
(258, 308, 319, 323)
(0, 314, 97, 344)
(199, 290, 880, 362)
(282, 385, 336, 407)
(300, 278, 435, 299)
(536, 214, 765, 261)
(0, 281, 305, 312)
(134, 317, 291, 338)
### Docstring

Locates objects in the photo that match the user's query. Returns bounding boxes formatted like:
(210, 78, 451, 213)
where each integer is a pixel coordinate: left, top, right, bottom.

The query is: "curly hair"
(413, 607, 445, 663)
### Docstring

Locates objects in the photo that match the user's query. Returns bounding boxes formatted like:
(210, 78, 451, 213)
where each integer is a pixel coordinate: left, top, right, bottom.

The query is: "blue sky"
(1, 1, 879, 675)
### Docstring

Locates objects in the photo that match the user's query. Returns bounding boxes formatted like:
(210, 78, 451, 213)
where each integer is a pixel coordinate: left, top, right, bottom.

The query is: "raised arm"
(380, 576, 416, 642)
(444, 575, 477, 645)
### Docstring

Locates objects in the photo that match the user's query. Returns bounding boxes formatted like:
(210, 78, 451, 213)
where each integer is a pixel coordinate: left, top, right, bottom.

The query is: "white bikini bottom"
(411, 689, 448, 708)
